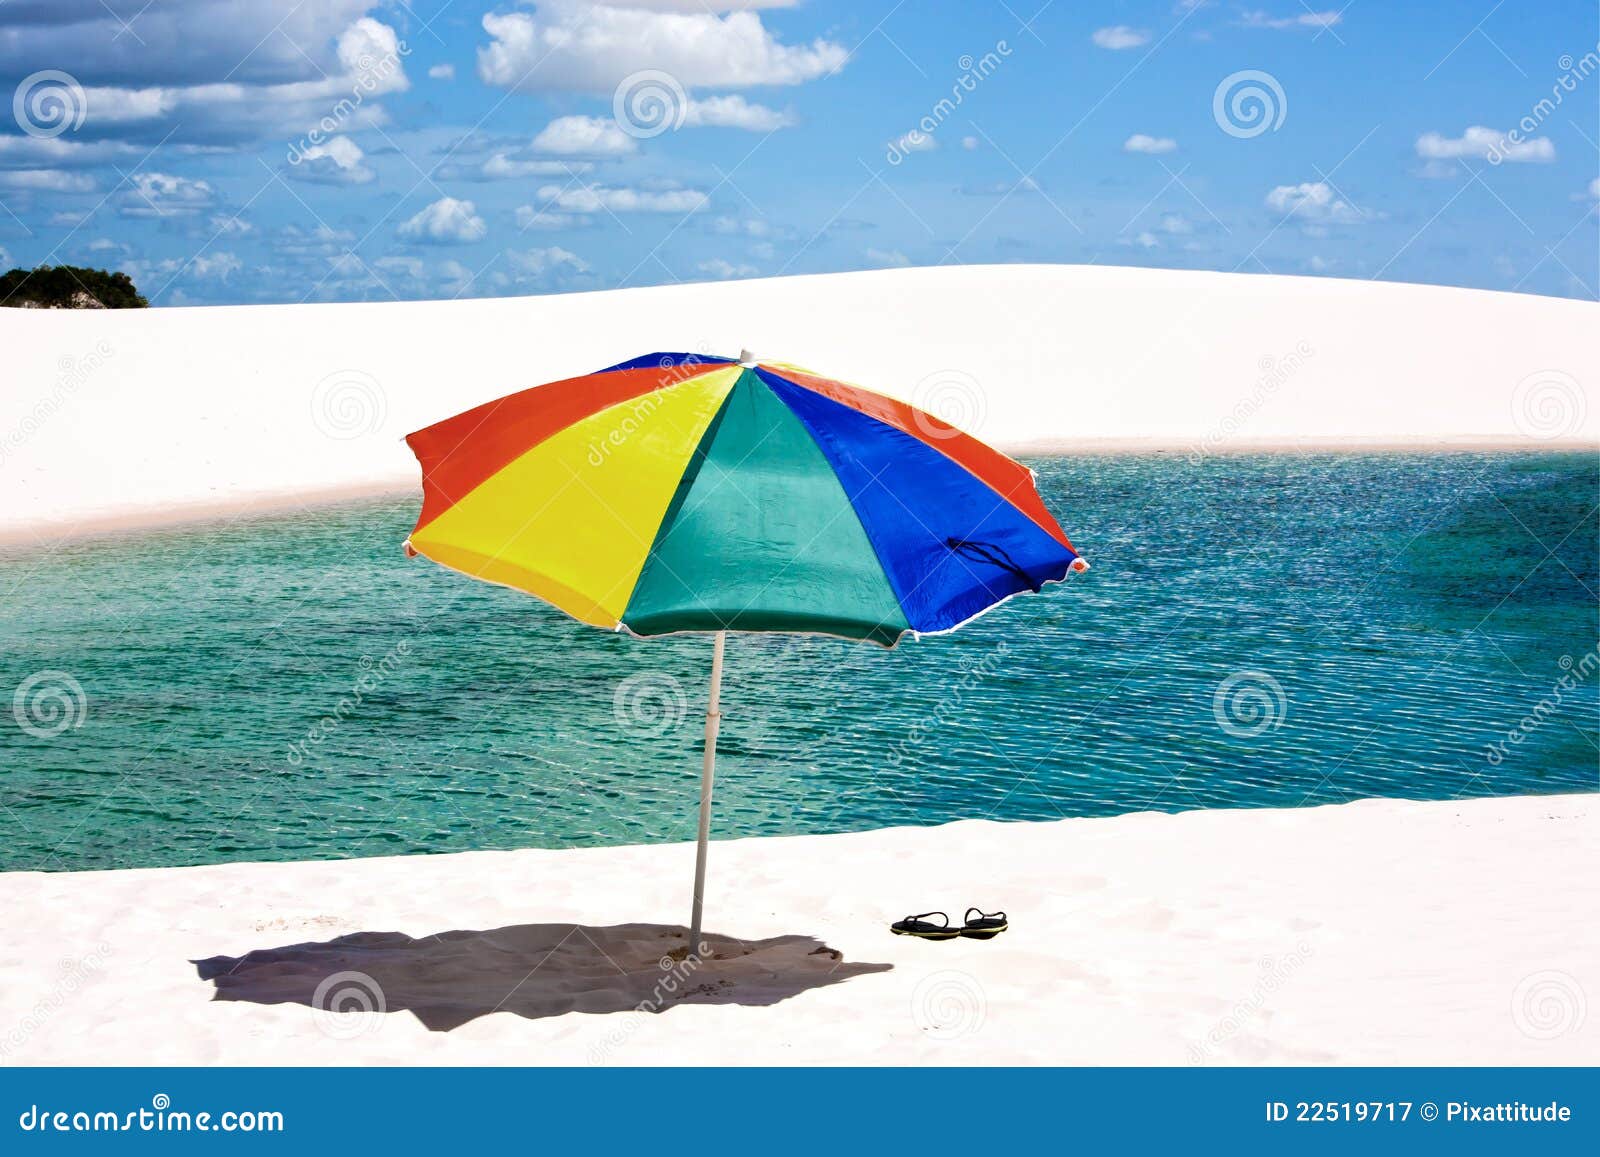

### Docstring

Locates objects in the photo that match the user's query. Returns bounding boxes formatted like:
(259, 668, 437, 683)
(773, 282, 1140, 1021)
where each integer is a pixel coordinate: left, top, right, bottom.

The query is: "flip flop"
(960, 908, 1008, 940)
(890, 911, 959, 940)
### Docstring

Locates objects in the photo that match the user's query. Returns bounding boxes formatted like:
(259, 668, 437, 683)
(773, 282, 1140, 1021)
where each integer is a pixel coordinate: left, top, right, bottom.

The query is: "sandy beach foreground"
(2, 793, 1593, 1066)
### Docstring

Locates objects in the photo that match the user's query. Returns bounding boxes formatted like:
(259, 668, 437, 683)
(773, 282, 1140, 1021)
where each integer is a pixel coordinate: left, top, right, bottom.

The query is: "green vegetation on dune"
(0, 265, 148, 309)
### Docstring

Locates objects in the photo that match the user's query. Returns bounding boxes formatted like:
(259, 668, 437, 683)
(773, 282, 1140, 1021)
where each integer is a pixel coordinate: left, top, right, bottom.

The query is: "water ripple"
(0, 451, 1595, 871)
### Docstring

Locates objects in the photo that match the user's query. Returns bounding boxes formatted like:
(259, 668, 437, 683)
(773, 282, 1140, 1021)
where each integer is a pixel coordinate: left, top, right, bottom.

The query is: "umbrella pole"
(687, 630, 726, 960)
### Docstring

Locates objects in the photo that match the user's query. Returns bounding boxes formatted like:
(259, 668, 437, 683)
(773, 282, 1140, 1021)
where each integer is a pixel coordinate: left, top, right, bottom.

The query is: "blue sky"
(0, 1, 1596, 305)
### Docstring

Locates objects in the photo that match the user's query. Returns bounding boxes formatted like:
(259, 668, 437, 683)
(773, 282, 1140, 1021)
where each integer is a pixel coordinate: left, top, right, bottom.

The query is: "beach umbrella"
(402, 351, 1087, 954)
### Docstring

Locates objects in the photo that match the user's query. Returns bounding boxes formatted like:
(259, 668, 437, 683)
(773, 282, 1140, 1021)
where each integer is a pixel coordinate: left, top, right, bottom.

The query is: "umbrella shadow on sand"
(194, 923, 892, 1032)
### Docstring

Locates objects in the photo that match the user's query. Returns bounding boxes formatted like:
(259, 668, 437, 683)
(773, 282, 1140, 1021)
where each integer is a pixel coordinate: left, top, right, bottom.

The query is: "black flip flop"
(960, 908, 1008, 940)
(890, 911, 959, 940)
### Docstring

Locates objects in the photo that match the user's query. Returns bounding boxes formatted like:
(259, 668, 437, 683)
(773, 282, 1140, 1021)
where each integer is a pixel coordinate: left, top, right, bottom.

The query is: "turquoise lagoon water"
(1, 452, 1595, 873)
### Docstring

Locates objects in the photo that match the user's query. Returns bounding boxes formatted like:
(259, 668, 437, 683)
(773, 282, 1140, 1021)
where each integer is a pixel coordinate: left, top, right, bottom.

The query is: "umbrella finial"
(738, 349, 757, 367)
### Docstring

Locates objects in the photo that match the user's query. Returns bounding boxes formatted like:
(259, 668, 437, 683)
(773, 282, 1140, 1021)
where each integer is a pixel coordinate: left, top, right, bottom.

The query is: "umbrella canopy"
(404, 351, 1088, 957)
(404, 352, 1086, 647)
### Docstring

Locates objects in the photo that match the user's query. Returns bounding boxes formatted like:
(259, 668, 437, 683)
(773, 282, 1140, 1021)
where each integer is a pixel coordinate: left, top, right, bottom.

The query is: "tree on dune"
(0, 266, 148, 309)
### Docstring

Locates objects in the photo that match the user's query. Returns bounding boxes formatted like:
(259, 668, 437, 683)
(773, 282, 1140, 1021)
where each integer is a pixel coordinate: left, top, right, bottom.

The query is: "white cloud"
(189, 252, 242, 280)
(532, 115, 638, 155)
(288, 136, 375, 185)
(118, 172, 218, 217)
(119, 249, 242, 290)
(0, 247, 10, 269)
(1124, 133, 1177, 154)
(0, 1, 380, 85)
(1092, 26, 1150, 50)
(576, 1, 802, 8)
(478, 4, 846, 92)
(709, 216, 770, 236)
(1132, 231, 1159, 249)
(0, 136, 144, 170)
(1239, 10, 1342, 30)
(696, 258, 759, 279)
(535, 183, 708, 213)
(275, 223, 356, 258)
(1416, 126, 1555, 164)
(507, 246, 589, 276)
(961, 136, 979, 150)
(515, 205, 591, 230)
(888, 130, 936, 155)
(428, 64, 456, 80)
(957, 176, 1043, 196)
(479, 154, 591, 180)
(209, 213, 255, 236)
(373, 256, 424, 280)
(0, 169, 97, 193)
(1265, 181, 1368, 225)
(438, 259, 476, 293)
(865, 247, 910, 267)
(398, 196, 488, 243)
(682, 95, 793, 130)
(1157, 213, 1192, 235)
(4, 13, 411, 147)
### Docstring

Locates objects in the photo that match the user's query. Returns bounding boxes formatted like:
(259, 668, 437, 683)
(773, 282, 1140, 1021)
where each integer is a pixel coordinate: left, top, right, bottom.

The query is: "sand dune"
(2, 265, 1595, 544)
(2, 793, 1594, 1065)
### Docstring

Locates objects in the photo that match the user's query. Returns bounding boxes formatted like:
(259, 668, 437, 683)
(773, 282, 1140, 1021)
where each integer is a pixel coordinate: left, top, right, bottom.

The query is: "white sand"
(2, 269, 1595, 1066)
(2, 794, 1594, 1066)
(2, 264, 1596, 545)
